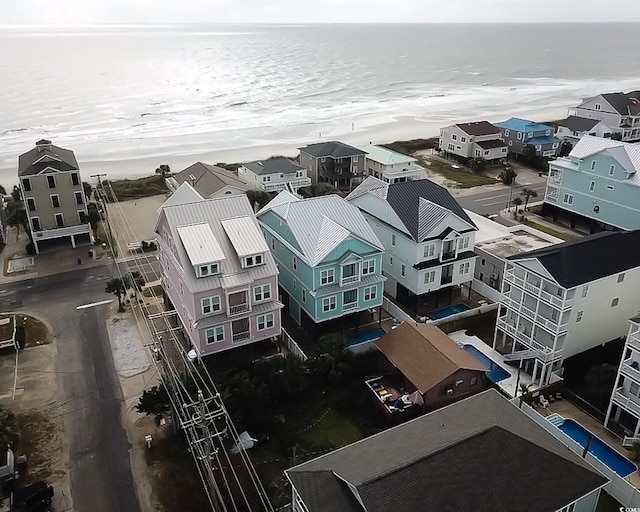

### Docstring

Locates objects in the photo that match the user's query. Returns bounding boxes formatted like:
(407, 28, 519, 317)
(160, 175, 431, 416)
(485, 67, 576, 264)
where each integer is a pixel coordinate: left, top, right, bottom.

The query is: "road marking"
(482, 200, 511, 207)
(76, 299, 114, 310)
(472, 194, 506, 202)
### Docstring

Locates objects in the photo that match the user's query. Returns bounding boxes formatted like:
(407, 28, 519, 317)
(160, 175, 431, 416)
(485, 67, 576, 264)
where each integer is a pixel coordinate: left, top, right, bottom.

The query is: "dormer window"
(244, 253, 264, 268)
(198, 263, 219, 278)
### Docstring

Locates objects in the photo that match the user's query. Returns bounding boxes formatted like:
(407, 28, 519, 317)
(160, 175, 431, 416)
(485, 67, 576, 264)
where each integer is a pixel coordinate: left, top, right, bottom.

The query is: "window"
(611, 297, 619, 307)
(391, 234, 396, 246)
(54, 213, 64, 228)
(401, 264, 406, 277)
(31, 217, 41, 231)
(257, 313, 274, 330)
(362, 260, 375, 275)
(552, 142, 559, 149)
(254, 284, 272, 302)
(210, 263, 219, 275)
(447, 143, 455, 151)
(47, 175, 56, 189)
(262, 176, 271, 182)
(271, 237, 275, 250)
(517, 132, 522, 140)
(484, 150, 490, 156)
(246, 256, 254, 267)
(545, 130, 550, 136)
(457, 237, 469, 250)
(590, 160, 597, 171)
(201, 296, 221, 314)
(423, 244, 435, 258)
(352, 156, 358, 163)
(589, 181, 595, 192)
(459, 261, 470, 275)
(77, 210, 85, 223)
(200, 265, 210, 277)
(293, 256, 297, 270)
(528, 133, 533, 138)
(631, 382, 640, 397)
(562, 193, 574, 205)
(606, 184, 614, 190)
(256, 254, 263, 265)
(470, 376, 478, 386)
(618, 273, 625, 283)
(363, 286, 377, 301)
(581, 285, 588, 298)
(302, 289, 306, 302)
(205, 326, 224, 344)
(424, 271, 435, 285)
(71, 172, 80, 186)
(460, 136, 467, 143)
(508, 140, 513, 146)
(609, 165, 615, 175)
(535, 145, 541, 152)
(389, 256, 393, 266)
(322, 296, 337, 312)
(320, 269, 334, 285)
(50, 195, 60, 208)
(451, 134, 457, 141)
(475, 149, 481, 157)
(26, 198, 36, 211)
(481, 258, 486, 266)
(505, 129, 510, 137)
(594, 103, 601, 111)
(576, 311, 583, 323)
(21, 178, 31, 192)
(293, 279, 297, 290)
(74, 191, 83, 205)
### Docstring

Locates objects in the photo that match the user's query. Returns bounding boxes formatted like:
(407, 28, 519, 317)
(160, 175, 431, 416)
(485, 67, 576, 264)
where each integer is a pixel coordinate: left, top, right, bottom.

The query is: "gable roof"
(241, 158, 305, 176)
(375, 323, 486, 393)
(358, 144, 417, 166)
(568, 135, 640, 173)
(558, 115, 601, 132)
(455, 120, 501, 136)
(287, 389, 608, 512)
(509, 230, 640, 288)
(172, 162, 249, 197)
(495, 117, 554, 133)
(599, 92, 640, 116)
(257, 191, 384, 266)
(161, 182, 204, 209)
(18, 140, 79, 176)
(347, 177, 476, 242)
(298, 141, 367, 159)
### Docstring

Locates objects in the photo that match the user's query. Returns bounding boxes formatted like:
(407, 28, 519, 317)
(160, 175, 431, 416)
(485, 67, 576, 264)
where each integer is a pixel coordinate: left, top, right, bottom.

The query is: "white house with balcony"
(238, 158, 311, 194)
(605, 317, 640, 443)
(346, 177, 477, 305)
(359, 143, 425, 183)
(439, 121, 508, 163)
(494, 230, 640, 387)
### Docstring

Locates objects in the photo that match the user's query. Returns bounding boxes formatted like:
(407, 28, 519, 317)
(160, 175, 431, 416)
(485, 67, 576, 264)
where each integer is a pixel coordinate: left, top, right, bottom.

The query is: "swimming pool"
(348, 327, 386, 347)
(462, 344, 511, 383)
(558, 419, 637, 478)
(429, 303, 470, 320)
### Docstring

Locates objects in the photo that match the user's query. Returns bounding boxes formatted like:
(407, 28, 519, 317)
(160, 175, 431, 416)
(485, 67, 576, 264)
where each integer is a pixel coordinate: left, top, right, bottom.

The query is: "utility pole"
(90, 173, 107, 202)
(91, 174, 115, 255)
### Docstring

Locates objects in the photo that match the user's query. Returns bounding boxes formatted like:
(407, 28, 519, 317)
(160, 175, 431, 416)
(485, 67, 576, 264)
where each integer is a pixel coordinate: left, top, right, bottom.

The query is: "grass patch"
(419, 157, 497, 188)
(0, 314, 51, 348)
(16, 412, 63, 484)
(297, 408, 363, 448)
(521, 219, 578, 241)
(103, 174, 165, 201)
(381, 137, 439, 155)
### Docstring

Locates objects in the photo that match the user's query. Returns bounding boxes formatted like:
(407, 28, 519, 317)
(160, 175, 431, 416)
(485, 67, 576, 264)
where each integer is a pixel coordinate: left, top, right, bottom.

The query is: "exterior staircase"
(503, 349, 540, 362)
(546, 413, 565, 428)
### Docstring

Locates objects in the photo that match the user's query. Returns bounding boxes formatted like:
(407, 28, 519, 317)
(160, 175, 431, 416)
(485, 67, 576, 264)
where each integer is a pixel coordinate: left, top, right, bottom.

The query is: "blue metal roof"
(495, 117, 555, 133)
(528, 136, 560, 146)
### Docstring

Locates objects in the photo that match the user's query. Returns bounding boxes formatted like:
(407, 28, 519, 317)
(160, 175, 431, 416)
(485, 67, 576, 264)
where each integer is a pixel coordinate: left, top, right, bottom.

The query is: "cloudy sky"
(3, 0, 640, 24)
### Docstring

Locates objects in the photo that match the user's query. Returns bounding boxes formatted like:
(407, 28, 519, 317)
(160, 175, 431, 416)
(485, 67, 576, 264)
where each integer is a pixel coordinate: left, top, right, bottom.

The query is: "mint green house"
(257, 192, 385, 326)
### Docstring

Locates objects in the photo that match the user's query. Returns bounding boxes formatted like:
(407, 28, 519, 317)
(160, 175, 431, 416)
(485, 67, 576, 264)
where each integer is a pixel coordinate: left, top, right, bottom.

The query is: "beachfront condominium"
(495, 118, 560, 157)
(544, 135, 640, 231)
(18, 139, 92, 254)
(155, 183, 283, 357)
(494, 230, 640, 387)
(346, 177, 477, 308)
(256, 191, 385, 327)
(438, 121, 508, 163)
(298, 141, 367, 189)
(569, 91, 640, 142)
(359, 143, 425, 183)
(237, 158, 311, 194)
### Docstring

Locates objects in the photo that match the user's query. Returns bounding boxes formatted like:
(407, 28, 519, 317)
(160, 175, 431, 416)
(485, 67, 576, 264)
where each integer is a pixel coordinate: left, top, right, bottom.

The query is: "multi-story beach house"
(256, 191, 385, 326)
(298, 141, 367, 189)
(555, 116, 613, 146)
(495, 118, 560, 157)
(494, 230, 640, 387)
(286, 389, 608, 512)
(568, 91, 640, 142)
(346, 177, 477, 304)
(155, 183, 282, 356)
(544, 136, 640, 231)
(605, 316, 640, 442)
(237, 158, 311, 194)
(438, 121, 508, 163)
(166, 162, 250, 198)
(18, 139, 91, 254)
(358, 143, 424, 183)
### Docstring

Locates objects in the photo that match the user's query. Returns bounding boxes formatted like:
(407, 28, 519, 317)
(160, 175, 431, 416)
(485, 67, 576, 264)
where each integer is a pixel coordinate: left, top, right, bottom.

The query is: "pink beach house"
(155, 183, 283, 357)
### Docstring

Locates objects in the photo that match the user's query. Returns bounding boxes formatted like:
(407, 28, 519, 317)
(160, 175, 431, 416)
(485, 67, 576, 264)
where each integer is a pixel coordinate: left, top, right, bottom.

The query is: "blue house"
(495, 117, 560, 157)
(544, 135, 640, 231)
(257, 191, 385, 326)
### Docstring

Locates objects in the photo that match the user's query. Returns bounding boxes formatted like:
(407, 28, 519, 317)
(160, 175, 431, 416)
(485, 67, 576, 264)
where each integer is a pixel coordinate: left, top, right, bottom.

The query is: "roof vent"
(258, 161, 263, 166)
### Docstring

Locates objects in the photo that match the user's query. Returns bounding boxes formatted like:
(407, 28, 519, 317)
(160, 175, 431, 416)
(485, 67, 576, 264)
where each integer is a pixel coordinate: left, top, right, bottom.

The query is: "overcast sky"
(3, 0, 640, 25)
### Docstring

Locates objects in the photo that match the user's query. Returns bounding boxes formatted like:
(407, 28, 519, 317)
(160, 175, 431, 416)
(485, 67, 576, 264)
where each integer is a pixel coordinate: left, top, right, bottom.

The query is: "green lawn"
(521, 219, 578, 241)
(418, 157, 497, 188)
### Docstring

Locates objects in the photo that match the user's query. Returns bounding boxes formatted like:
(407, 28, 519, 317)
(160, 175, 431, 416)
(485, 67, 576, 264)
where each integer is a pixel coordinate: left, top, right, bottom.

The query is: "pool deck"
(448, 329, 534, 398)
(539, 398, 640, 489)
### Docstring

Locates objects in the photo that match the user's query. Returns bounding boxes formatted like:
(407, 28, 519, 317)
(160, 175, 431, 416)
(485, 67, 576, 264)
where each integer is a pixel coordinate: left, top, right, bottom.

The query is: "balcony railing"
(33, 222, 91, 240)
(549, 173, 561, 185)
(229, 303, 250, 316)
(341, 275, 360, 286)
(343, 302, 358, 312)
(501, 295, 568, 335)
(441, 275, 453, 285)
(496, 317, 562, 362)
(612, 388, 640, 418)
(627, 332, 640, 353)
(232, 330, 251, 343)
(441, 251, 456, 262)
(622, 359, 640, 384)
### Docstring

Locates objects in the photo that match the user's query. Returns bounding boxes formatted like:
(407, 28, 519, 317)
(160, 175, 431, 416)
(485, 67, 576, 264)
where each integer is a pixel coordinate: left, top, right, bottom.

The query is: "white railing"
(621, 360, 640, 384)
(232, 331, 251, 343)
(623, 436, 640, 448)
(496, 317, 562, 362)
(343, 302, 358, 312)
(382, 296, 416, 325)
(228, 303, 250, 316)
(340, 275, 360, 286)
(627, 332, 640, 353)
(289, 177, 312, 188)
(281, 328, 308, 361)
(612, 388, 640, 418)
(34, 222, 91, 240)
(549, 173, 561, 185)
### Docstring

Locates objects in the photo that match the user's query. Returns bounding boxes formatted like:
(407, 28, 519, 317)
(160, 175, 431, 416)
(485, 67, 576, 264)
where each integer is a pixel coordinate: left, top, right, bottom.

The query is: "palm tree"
(11, 186, 21, 202)
(512, 196, 523, 214)
(155, 164, 171, 191)
(520, 188, 538, 211)
(105, 277, 127, 312)
(6, 206, 27, 237)
(82, 181, 93, 201)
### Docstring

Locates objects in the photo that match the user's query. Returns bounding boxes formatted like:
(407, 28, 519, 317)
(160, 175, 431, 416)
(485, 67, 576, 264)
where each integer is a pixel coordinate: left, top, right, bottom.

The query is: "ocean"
(1, 23, 639, 184)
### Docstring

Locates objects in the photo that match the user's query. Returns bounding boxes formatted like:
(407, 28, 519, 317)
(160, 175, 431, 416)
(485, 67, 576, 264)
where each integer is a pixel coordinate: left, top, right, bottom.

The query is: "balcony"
(33, 222, 91, 241)
(441, 251, 457, 262)
(343, 302, 358, 312)
(232, 330, 251, 343)
(441, 274, 453, 285)
(229, 303, 249, 316)
(548, 173, 562, 185)
(627, 332, 640, 353)
(621, 359, 640, 383)
(496, 317, 562, 362)
(612, 388, 640, 418)
(341, 275, 360, 286)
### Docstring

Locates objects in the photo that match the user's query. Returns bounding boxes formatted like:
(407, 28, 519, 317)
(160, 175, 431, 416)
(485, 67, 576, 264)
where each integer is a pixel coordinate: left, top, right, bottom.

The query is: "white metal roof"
(221, 216, 269, 258)
(570, 135, 640, 173)
(176, 223, 226, 266)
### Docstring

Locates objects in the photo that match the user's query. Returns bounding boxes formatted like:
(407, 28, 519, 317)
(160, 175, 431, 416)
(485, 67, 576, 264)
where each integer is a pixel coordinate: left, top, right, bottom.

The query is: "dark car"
(11, 481, 54, 511)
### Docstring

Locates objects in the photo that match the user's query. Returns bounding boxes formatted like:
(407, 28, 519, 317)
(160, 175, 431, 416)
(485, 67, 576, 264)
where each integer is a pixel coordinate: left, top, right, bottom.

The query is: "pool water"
(462, 344, 511, 383)
(558, 419, 637, 478)
(430, 303, 470, 320)
(348, 327, 386, 347)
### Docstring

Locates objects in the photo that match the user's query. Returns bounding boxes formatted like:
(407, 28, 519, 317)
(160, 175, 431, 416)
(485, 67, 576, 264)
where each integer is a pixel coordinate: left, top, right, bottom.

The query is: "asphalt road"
(117, 253, 161, 285)
(0, 264, 141, 512)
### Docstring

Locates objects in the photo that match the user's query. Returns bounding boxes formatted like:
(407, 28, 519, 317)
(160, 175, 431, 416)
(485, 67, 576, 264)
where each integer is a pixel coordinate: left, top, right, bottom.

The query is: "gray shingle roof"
(509, 230, 640, 288)
(257, 192, 384, 267)
(287, 389, 608, 512)
(242, 158, 304, 176)
(172, 162, 249, 197)
(18, 140, 79, 176)
(298, 141, 367, 159)
(600, 92, 640, 116)
(558, 115, 601, 132)
(455, 120, 501, 136)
